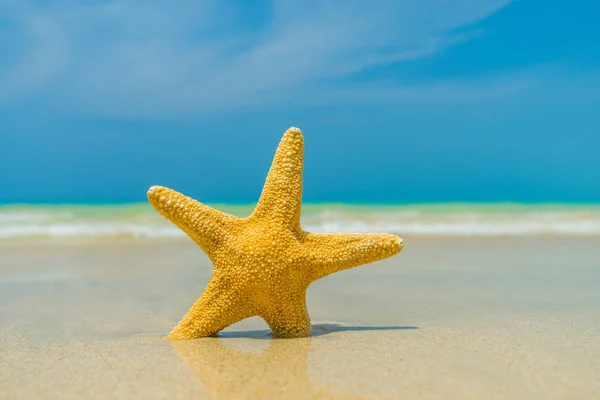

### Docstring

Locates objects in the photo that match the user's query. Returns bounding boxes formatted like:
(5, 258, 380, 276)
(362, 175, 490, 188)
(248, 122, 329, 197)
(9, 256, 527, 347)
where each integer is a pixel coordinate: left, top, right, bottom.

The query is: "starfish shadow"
(217, 323, 419, 339)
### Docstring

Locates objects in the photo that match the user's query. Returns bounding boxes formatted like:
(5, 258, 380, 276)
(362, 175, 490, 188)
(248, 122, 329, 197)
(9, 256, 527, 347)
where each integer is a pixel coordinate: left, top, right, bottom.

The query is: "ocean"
(1, 203, 600, 238)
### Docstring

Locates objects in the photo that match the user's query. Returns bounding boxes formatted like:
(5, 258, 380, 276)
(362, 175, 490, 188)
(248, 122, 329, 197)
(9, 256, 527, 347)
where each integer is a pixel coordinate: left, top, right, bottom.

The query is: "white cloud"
(0, 0, 513, 114)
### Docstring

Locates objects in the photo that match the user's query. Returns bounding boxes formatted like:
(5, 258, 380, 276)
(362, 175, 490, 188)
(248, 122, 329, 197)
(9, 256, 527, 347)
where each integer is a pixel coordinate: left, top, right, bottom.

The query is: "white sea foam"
(1, 205, 599, 238)
(0, 223, 183, 239)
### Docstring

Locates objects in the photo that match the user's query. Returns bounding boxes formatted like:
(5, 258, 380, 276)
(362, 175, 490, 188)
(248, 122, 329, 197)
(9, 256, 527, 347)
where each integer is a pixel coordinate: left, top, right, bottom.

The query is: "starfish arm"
(252, 127, 304, 231)
(260, 291, 312, 337)
(302, 232, 403, 281)
(168, 277, 254, 340)
(147, 185, 238, 255)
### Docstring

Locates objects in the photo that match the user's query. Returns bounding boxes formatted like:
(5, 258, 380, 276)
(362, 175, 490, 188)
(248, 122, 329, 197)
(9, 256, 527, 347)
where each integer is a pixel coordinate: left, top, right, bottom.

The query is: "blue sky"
(0, 0, 599, 204)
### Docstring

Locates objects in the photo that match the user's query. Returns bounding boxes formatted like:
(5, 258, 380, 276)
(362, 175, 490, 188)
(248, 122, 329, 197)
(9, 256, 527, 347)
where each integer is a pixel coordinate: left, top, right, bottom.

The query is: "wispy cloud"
(0, 0, 513, 115)
(0, 2, 66, 104)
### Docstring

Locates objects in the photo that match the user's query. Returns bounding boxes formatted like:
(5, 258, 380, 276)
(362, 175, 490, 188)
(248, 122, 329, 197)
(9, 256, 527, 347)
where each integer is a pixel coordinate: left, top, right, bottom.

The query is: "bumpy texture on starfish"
(147, 127, 403, 339)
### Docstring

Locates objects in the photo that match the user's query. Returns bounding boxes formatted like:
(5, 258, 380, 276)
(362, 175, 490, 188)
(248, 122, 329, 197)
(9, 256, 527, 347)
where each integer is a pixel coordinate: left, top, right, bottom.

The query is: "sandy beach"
(1, 236, 599, 399)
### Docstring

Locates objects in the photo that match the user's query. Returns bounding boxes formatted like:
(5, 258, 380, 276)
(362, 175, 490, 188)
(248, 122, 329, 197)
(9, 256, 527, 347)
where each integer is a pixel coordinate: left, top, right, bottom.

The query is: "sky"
(0, 0, 599, 204)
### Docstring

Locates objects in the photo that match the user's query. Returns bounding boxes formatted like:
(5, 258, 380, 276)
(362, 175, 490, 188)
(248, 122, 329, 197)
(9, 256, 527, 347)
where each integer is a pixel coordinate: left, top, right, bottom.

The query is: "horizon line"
(1, 201, 600, 208)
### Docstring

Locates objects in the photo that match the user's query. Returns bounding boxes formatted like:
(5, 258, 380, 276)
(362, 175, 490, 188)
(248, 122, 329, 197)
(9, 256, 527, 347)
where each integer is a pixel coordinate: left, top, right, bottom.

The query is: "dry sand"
(1, 236, 599, 399)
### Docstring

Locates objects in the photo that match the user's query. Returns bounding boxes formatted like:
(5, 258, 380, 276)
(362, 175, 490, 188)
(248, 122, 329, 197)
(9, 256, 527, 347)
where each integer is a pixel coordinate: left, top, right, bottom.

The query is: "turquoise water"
(1, 202, 600, 238)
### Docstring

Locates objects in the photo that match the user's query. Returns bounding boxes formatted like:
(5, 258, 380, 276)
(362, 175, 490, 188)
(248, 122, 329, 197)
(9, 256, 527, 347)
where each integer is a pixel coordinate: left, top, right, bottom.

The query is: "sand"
(1, 236, 599, 399)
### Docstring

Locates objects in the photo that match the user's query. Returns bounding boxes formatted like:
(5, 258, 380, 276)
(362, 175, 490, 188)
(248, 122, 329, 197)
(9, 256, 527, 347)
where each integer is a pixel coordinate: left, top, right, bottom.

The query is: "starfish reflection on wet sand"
(172, 334, 363, 399)
(147, 127, 404, 339)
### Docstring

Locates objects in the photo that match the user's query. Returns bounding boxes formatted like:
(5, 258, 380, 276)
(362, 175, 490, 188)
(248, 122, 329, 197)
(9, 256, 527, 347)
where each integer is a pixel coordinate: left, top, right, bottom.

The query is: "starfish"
(147, 127, 403, 339)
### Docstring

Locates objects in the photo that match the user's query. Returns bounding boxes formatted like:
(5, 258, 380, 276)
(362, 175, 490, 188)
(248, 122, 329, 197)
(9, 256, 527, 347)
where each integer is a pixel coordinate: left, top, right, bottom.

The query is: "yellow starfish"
(147, 127, 403, 339)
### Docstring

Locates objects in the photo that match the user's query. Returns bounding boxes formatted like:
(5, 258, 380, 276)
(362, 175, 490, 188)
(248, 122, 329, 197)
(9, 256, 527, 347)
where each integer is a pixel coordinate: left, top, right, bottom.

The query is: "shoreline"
(3, 232, 600, 246)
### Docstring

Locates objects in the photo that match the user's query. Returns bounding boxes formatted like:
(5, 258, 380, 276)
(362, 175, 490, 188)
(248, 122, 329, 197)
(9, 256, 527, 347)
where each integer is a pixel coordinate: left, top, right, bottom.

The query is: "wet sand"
(1, 236, 599, 399)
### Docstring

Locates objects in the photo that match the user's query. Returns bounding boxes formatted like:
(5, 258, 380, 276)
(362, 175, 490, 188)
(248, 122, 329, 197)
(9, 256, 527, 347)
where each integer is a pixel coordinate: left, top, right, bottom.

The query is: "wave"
(1, 203, 600, 238)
